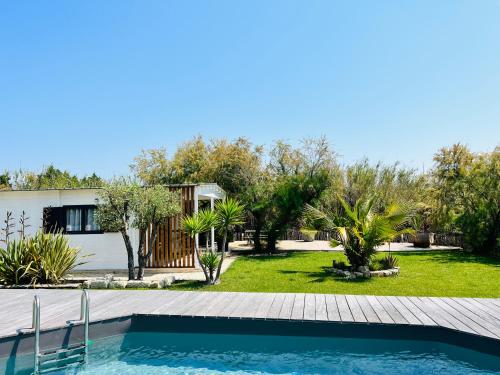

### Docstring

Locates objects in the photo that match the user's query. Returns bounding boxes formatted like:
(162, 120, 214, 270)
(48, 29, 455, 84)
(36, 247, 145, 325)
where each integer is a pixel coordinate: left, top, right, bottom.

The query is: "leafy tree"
(95, 179, 139, 280)
(433, 144, 499, 254)
(0, 171, 11, 190)
(96, 180, 181, 280)
(305, 195, 414, 268)
(134, 185, 181, 280)
(264, 137, 337, 252)
(9, 165, 103, 190)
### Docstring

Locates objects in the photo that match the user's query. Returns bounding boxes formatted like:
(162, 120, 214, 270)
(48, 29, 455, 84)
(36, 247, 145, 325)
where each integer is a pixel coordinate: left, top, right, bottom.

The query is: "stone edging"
(331, 267, 399, 279)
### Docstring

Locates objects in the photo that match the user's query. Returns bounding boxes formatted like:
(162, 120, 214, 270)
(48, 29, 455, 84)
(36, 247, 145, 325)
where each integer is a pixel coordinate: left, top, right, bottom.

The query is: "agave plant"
(304, 195, 414, 268)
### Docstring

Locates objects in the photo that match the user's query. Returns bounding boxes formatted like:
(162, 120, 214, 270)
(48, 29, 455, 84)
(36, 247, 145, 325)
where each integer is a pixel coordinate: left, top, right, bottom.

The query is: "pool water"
(3, 332, 500, 374)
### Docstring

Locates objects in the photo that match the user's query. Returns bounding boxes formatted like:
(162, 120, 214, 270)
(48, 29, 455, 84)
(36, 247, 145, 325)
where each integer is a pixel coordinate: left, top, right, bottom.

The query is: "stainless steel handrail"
(33, 295, 40, 374)
(82, 289, 89, 359)
(32, 290, 90, 374)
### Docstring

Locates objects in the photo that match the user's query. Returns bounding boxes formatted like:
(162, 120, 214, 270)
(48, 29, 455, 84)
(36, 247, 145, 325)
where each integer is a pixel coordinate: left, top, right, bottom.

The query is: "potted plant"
(299, 227, 317, 242)
(411, 204, 434, 248)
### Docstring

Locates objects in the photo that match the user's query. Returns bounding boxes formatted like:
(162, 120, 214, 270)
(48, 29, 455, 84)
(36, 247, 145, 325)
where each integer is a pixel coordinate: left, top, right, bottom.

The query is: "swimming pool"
(3, 330, 500, 374)
(2, 315, 499, 375)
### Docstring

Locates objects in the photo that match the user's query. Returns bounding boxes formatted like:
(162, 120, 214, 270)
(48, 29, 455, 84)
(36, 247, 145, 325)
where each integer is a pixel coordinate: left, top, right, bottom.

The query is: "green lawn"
(171, 251, 500, 297)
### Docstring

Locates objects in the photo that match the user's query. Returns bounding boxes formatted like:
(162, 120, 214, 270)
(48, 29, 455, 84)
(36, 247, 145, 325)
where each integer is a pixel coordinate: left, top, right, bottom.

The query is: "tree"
(264, 137, 336, 252)
(305, 195, 414, 268)
(134, 185, 181, 280)
(433, 144, 499, 254)
(9, 165, 103, 190)
(183, 209, 218, 284)
(95, 179, 138, 280)
(0, 171, 11, 190)
(214, 199, 245, 282)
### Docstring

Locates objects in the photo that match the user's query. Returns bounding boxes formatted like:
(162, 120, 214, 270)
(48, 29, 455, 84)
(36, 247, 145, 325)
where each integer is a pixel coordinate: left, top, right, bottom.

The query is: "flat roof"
(0, 183, 222, 193)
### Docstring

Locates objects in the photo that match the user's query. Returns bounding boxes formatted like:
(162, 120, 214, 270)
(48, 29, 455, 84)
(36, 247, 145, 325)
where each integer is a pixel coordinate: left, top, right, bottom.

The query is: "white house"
(0, 184, 225, 270)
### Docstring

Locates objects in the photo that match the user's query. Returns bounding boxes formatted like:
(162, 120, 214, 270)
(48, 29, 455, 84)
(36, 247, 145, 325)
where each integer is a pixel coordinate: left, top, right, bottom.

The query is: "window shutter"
(43, 207, 65, 233)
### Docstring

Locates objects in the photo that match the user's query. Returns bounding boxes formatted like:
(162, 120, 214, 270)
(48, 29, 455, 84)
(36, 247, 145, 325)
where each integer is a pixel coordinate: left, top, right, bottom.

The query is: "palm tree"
(182, 209, 217, 284)
(214, 198, 245, 283)
(304, 195, 414, 269)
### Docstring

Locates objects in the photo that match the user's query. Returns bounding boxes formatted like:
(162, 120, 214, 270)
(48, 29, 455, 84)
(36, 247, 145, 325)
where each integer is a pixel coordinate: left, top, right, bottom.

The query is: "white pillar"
(194, 192, 199, 250)
(210, 196, 215, 252)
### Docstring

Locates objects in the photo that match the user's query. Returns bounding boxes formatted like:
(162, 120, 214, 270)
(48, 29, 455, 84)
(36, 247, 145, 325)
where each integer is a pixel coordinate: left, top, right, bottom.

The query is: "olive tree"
(134, 185, 181, 280)
(96, 181, 181, 280)
(95, 179, 138, 280)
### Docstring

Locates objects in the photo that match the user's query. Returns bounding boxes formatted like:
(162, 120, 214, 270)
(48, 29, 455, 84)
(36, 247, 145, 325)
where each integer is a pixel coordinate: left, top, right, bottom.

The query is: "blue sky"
(1, 0, 499, 177)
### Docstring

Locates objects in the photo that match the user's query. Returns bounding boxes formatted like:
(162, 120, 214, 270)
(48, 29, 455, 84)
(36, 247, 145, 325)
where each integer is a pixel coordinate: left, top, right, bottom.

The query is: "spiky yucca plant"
(0, 231, 84, 285)
(214, 198, 245, 282)
(183, 209, 218, 284)
(304, 195, 414, 268)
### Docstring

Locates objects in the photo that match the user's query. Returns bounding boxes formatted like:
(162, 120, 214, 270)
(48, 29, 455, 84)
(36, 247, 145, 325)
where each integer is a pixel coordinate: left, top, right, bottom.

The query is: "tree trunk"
(195, 242, 211, 284)
(267, 229, 278, 254)
(253, 225, 262, 253)
(214, 232, 227, 283)
(137, 225, 157, 280)
(120, 229, 135, 280)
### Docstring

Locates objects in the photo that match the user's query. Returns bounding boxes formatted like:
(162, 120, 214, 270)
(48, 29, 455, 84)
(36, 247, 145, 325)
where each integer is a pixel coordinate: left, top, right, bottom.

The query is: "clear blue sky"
(1, 0, 499, 177)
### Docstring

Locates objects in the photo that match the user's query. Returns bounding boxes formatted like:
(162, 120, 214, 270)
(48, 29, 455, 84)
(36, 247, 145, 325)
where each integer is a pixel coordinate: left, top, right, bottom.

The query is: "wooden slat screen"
(143, 185, 195, 268)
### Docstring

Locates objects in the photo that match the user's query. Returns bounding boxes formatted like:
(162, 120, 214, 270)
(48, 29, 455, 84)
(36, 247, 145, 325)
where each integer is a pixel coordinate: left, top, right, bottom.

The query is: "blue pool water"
(3, 332, 499, 374)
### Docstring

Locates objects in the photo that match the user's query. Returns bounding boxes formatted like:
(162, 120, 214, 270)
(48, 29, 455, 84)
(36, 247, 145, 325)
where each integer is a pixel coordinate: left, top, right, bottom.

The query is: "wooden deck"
(1, 290, 499, 340)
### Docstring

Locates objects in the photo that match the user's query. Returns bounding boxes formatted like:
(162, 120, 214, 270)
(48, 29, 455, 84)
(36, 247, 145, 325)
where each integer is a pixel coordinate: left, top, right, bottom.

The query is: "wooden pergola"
(144, 183, 225, 268)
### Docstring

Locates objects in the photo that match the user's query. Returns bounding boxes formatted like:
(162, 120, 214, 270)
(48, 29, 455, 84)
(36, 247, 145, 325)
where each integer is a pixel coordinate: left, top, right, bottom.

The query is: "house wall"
(0, 189, 139, 270)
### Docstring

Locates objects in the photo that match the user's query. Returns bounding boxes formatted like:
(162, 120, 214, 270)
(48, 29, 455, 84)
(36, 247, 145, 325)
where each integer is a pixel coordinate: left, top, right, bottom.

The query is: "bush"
(0, 231, 84, 285)
(0, 240, 34, 285)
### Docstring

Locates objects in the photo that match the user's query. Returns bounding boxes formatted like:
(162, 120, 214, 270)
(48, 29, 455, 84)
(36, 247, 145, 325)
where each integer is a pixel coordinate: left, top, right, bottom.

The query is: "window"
(44, 205, 101, 234)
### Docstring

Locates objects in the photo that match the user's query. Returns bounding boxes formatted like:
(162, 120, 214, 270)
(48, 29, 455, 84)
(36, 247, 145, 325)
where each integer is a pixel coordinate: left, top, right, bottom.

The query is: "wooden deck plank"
(386, 296, 422, 325)
(354, 295, 380, 323)
(397, 297, 437, 326)
(266, 293, 286, 319)
(365, 295, 394, 324)
(324, 294, 340, 322)
(473, 298, 500, 315)
(335, 295, 354, 322)
(1, 290, 499, 342)
(450, 297, 500, 325)
(418, 297, 476, 334)
(429, 297, 498, 339)
(441, 297, 500, 338)
(253, 293, 276, 319)
(345, 295, 367, 323)
(303, 294, 316, 320)
(375, 296, 408, 325)
(278, 294, 295, 320)
(315, 295, 328, 321)
(290, 294, 305, 320)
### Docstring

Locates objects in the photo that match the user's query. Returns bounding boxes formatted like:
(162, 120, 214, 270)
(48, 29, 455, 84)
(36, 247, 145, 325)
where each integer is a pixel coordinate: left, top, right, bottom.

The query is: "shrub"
(30, 231, 84, 284)
(0, 240, 34, 285)
(199, 251, 220, 284)
(380, 254, 399, 269)
(0, 231, 84, 285)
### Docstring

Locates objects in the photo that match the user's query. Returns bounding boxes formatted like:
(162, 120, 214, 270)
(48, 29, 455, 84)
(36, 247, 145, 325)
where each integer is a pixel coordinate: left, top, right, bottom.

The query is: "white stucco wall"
(0, 189, 138, 270)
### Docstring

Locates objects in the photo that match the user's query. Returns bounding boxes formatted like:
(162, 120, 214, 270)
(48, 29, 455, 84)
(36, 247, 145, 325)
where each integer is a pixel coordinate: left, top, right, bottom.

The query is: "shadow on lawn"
(392, 250, 500, 267)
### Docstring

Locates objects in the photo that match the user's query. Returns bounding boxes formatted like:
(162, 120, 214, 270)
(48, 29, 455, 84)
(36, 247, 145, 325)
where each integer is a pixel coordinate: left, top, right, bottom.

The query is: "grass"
(171, 251, 500, 297)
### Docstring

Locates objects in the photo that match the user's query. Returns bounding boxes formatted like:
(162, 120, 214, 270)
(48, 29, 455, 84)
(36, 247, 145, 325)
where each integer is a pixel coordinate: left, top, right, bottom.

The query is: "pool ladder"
(32, 290, 90, 374)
